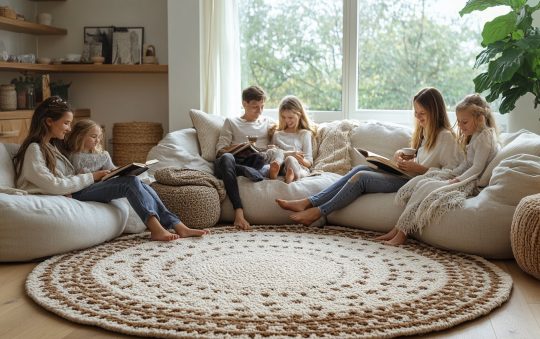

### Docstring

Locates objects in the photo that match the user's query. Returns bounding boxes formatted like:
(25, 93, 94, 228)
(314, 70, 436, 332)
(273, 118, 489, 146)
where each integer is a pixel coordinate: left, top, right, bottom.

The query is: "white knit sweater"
(16, 143, 94, 195)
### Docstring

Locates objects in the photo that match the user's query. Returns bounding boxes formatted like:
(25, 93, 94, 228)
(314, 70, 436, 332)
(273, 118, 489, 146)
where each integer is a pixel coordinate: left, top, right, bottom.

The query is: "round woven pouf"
(151, 182, 220, 229)
(511, 193, 540, 280)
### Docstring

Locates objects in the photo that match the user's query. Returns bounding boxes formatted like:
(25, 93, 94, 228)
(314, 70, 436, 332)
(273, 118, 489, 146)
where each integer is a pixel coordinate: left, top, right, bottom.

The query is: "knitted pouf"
(511, 193, 540, 280)
(151, 182, 221, 229)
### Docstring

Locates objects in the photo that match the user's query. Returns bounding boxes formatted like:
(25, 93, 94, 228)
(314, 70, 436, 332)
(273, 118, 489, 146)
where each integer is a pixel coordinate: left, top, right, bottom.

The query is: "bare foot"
(150, 228, 181, 241)
(234, 208, 251, 230)
(174, 223, 209, 238)
(375, 228, 398, 241)
(384, 230, 408, 246)
(285, 167, 295, 184)
(290, 207, 322, 226)
(269, 161, 280, 179)
(275, 198, 312, 212)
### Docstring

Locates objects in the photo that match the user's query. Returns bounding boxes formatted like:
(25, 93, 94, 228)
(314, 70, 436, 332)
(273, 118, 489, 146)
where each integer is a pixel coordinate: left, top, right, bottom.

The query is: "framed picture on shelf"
(112, 27, 144, 65)
(84, 26, 114, 64)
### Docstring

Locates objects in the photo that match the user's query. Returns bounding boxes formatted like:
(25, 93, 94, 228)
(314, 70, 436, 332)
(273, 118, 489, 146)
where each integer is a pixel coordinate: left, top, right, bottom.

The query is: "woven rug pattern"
(26, 226, 512, 338)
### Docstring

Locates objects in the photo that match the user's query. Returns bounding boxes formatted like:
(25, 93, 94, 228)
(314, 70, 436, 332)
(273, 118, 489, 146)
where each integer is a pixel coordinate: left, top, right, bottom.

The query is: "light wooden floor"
(0, 260, 539, 339)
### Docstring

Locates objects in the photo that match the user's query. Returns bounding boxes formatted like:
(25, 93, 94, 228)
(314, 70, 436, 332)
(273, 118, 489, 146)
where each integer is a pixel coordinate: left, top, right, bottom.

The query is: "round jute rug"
(26, 226, 512, 338)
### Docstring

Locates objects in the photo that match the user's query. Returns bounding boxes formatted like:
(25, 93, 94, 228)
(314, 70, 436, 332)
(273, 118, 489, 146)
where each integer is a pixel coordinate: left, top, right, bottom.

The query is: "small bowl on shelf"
(36, 57, 51, 65)
(91, 56, 105, 64)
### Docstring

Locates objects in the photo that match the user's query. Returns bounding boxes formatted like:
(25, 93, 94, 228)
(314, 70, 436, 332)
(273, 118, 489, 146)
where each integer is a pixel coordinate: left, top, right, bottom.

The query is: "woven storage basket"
(112, 122, 163, 166)
(511, 193, 540, 280)
(150, 182, 220, 229)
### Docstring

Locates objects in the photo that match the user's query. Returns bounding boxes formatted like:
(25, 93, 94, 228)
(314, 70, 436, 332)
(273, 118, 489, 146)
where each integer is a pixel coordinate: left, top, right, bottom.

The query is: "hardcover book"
(101, 159, 159, 181)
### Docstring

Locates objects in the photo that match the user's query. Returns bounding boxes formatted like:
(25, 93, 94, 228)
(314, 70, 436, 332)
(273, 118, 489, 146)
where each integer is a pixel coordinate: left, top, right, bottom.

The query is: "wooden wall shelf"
(0, 16, 67, 35)
(0, 109, 90, 119)
(0, 62, 168, 73)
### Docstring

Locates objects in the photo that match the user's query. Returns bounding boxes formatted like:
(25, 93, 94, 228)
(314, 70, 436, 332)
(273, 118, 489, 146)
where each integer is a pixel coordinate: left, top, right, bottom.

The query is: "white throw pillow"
(478, 130, 540, 187)
(189, 109, 225, 161)
(0, 144, 15, 188)
(479, 154, 540, 206)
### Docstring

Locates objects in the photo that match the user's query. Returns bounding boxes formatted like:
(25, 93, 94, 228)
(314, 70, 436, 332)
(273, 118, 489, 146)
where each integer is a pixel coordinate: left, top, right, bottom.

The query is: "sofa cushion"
(0, 194, 130, 262)
(312, 120, 359, 175)
(0, 144, 15, 188)
(146, 128, 213, 176)
(350, 120, 412, 166)
(480, 154, 540, 206)
(478, 129, 540, 187)
(189, 109, 225, 162)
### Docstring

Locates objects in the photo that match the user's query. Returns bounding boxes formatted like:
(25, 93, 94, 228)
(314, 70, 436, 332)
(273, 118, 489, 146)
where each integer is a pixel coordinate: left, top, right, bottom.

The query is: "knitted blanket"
(394, 169, 477, 235)
(312, 120, 360, 175)
(154, 167, 226, 202)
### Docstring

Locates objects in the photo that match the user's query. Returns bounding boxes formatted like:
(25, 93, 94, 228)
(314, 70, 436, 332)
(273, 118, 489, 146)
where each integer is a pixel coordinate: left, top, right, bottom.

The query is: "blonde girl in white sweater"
(271, 95, 316, 183)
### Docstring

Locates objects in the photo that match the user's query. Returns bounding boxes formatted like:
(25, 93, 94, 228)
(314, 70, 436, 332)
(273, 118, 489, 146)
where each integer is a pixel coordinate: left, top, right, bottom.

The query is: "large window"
(239, 0, 506, 129)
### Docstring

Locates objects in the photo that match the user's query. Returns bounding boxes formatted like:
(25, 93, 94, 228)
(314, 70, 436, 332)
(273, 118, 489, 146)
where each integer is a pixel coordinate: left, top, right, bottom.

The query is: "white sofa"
(0, 143, 145, 262)
(145, 111, 540, 259)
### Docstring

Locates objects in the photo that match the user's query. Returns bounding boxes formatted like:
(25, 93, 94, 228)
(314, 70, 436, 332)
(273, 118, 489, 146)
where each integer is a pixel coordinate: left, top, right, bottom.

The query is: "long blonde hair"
(65, 119, 104, 153)
(455, 93, 499, 148)
(410, 87, 454, 151)
(277, 95, 316, 135)
(13, 96, 71, 181)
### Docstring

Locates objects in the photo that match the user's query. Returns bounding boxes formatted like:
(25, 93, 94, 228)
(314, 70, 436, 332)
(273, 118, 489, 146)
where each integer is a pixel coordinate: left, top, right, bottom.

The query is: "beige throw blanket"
(394, 169, 477, 235)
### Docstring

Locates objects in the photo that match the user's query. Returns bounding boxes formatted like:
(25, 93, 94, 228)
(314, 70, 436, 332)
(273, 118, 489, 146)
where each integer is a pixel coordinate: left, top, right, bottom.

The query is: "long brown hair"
(13, 96, 72, 181)
(410, 87, 454, 151)
(65, 119, 103, 153)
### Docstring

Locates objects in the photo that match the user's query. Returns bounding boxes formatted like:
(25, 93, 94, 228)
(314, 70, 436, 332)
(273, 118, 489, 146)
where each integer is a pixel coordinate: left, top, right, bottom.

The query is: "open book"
(356, 148, 415, 179)
(222, 142, 264, 156)
(101, 159, 159, 181)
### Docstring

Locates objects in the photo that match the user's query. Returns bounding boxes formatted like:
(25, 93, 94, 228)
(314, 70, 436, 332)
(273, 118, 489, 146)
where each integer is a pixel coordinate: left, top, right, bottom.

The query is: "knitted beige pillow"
(189, 109, 225, 162)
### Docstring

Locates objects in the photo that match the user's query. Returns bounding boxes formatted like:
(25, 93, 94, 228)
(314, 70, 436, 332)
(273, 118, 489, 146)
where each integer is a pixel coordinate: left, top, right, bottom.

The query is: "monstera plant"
(460, 0, 540, 113)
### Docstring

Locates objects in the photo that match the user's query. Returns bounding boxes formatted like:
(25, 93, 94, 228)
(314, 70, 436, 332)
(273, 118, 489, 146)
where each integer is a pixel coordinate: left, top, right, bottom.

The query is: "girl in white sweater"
(14, 96, 208, 242)
(271, 95, 315, 183)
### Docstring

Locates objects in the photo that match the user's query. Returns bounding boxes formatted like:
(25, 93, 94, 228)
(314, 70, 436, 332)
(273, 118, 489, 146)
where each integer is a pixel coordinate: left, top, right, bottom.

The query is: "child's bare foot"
(174, 223, 209, 238)
(269, 161, 280, 179)
(384, 230, 407, 246)
(290, 207, 322, 226)
(285, 167, 295, 184)
(375, 228, 398, 241)
(150, 228, 181, 241)
(234, 208, 251, 230)
(275, 198, 311, 212)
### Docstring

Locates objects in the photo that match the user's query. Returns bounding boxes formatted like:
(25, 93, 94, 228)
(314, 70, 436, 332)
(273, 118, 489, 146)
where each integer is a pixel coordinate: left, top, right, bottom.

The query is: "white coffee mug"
(37, 13, 52, 26)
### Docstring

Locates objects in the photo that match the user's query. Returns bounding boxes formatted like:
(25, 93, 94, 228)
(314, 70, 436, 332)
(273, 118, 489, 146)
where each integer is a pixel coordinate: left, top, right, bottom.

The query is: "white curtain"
(201, 0, 241, 118)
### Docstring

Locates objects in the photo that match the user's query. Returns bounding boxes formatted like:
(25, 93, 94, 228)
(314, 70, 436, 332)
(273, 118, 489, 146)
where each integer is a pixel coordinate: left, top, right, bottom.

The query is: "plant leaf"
(508, 0, 527, 10)
(482, 12, 518, 45)
(516, 6, 532, 29)
(474, 41, 506, 68)
(499, 86, 528, 113)
(459, 0, 511, 16)
(473, 72, 493, 92)
(486, 82, 512, 102)
(487, 48, 524, 82)
(515, 34, 540, 50)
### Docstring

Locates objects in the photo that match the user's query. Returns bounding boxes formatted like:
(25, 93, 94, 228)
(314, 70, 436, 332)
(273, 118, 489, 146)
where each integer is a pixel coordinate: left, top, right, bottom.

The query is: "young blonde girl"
(271, 95, 316, 183)
(14, 97, 208, 242)
(379, 93, 499, 246)
(65, 119, 115, 173)
(449, 93, 500, 183)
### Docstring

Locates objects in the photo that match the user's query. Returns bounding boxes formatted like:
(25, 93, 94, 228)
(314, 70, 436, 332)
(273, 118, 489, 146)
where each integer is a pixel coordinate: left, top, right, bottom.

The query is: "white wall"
(0, 0, 169, 148)
(167, 0, 200, 131)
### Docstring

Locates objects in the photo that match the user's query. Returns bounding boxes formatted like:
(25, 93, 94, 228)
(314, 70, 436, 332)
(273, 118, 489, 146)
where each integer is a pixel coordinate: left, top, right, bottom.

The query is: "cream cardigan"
(16, 143, 94, 195)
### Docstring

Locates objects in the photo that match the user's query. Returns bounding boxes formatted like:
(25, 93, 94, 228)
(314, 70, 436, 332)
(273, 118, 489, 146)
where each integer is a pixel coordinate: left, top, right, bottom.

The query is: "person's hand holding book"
(92, 169, 111, 182)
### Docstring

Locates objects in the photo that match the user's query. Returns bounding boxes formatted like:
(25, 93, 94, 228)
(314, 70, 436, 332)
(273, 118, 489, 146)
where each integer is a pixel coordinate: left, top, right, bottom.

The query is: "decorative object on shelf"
(50, 80, 71, 101)
(91, 56, 105, 64)
(65, 53, 81, 62)
(84, 26, 114, 64)
(112, 122, 163, 166)
(36, 57, 51, 65)
(0, 6, 16, 20)
(112, 27, 144, 65)
(142, 44, 157, 64)
(37, 12, 52, 26)
(0, 84, 17, 111)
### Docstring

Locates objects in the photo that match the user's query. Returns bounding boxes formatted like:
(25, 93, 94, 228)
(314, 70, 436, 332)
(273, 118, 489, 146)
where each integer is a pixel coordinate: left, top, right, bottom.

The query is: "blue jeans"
(309, 165, 408, 216)
(72, 176, 180, 229)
